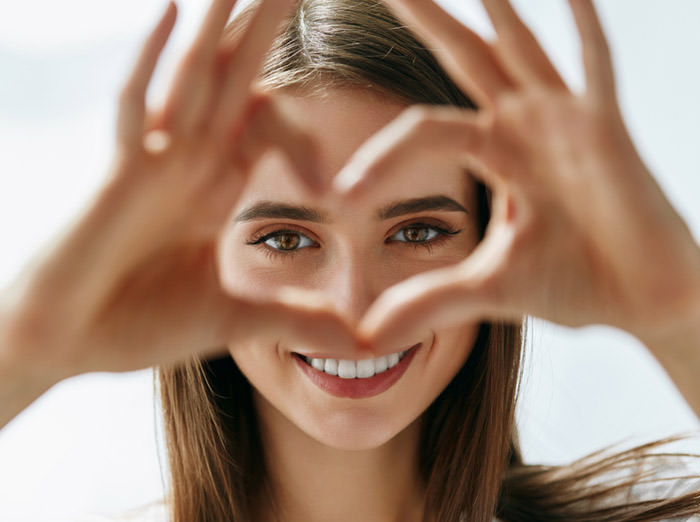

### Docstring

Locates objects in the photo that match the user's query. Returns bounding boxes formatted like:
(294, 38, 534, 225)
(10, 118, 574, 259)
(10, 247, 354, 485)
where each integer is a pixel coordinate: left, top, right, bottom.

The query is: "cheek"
(397, 323, 480, 422)
(425, 324, 480, 391)
(218, 232, 322, 300)
(229, 342, 280, 390)
(218, 232, 248, 293)
(227, 323, 481, 452)
(228, 341, 301, 417)
(218, 233, 286, 300)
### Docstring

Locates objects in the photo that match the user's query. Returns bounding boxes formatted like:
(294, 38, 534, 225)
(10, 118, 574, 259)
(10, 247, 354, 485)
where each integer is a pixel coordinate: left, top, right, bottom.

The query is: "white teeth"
(373, 355, 388, 374)
(356, 359, 375, 379)
(324, 358, 338, 376)
(387, 353, 400, 368)
(337, 360, 356, 379)
(300, 349, 411, 379)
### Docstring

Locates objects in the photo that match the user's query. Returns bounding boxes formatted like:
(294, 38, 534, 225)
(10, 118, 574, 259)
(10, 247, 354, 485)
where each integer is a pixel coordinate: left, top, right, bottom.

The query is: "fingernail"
(333, 167, 359, 194)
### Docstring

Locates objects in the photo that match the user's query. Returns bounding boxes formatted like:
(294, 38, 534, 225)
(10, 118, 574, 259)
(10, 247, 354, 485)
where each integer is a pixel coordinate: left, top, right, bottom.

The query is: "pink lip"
(293, 345, 420, 399)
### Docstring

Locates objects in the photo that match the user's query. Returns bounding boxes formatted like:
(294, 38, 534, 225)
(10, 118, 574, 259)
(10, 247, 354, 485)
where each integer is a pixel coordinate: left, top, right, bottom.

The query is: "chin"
(298, 404, 421, 451)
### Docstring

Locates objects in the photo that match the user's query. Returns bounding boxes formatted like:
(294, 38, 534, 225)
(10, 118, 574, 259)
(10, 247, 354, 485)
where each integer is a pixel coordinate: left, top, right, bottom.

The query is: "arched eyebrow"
(234, 195, 468, 223)
(235, 201, 330, 223)
(377, 195, 468, 220)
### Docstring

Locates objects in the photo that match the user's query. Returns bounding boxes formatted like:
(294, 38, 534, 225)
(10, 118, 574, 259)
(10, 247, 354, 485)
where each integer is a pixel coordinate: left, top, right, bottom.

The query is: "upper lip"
(293, 343, 421, 360)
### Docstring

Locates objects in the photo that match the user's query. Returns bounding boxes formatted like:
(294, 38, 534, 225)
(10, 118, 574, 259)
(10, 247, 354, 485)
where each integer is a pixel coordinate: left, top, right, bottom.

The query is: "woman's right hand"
(0, 0, 355, 407)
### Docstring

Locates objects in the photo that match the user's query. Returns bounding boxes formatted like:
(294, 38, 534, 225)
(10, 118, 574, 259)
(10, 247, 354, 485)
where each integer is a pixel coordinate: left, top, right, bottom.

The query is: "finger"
(481, 0, 567, 89)
(116, 1, 177, 154)
(358, 226, 519, 352)
(191, 0, 240, 58)
(210, 0, 295, 137)
(192, 95, 322, 237)
(229, 94, 323, 192)
(162, 0, 239, 133)
(334, 105, 494, 198)
(229, 296, 362, 357)
(380, 0, 513, 107)
(568, 0, 616, 102)
(359, 264, 488, 352)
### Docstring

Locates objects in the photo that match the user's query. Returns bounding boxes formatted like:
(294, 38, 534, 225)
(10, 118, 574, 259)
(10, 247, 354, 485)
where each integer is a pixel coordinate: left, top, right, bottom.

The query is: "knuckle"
(397, 106, 446, 144)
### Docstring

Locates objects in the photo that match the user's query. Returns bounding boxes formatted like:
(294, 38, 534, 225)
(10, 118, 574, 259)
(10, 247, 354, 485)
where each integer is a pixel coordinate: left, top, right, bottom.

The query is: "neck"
(254, 392, 426, 522)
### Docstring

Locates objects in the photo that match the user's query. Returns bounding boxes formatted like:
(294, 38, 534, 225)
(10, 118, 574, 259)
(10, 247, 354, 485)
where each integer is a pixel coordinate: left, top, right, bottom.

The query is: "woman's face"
(219, 89, 481, 450)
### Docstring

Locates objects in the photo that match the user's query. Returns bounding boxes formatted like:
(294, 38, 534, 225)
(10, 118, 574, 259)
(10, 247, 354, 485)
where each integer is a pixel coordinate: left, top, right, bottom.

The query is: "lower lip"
(293, 345, 420, 399)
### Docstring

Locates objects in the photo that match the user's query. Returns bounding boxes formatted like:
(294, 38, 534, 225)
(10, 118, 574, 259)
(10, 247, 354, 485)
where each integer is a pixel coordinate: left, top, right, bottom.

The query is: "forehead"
(278, 88, 408, 174)
(237, 89, 469, 212)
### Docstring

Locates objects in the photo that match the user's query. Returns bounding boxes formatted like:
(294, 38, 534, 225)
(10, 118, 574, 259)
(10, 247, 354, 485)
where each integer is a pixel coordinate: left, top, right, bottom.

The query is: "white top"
(81, 461, 700, 522)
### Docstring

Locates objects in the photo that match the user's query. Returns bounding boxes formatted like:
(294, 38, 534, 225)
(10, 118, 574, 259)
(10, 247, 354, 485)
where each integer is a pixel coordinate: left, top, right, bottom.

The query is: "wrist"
(0, 304, 60, 430)
(636, 271, 700, 366)
(638, 279, 700, 419)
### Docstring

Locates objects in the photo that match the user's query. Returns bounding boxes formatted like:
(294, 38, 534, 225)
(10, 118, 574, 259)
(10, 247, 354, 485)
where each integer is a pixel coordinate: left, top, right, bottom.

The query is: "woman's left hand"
(335, 0, 700, 350)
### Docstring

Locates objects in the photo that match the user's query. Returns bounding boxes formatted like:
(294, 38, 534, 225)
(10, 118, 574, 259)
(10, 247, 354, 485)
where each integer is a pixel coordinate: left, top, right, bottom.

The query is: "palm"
(80, 241, 229, 373)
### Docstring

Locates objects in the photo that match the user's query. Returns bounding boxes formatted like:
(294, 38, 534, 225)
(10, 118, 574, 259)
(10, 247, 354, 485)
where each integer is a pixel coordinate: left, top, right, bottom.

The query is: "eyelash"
(387, 222, 461, 253)
(246, 222, 462, 259)
(247, 228, 319, 260)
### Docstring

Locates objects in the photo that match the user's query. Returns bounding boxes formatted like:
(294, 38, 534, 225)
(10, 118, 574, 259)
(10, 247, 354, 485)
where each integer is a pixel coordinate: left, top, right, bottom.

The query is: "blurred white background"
(1, 0, 699, 520)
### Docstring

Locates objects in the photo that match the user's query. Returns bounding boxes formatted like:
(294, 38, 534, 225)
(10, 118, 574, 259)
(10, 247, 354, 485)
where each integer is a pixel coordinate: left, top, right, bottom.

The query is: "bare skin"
(0, 2, 699, 521)
(220, 89, 478, 522)
(336, 0, 700, 416)
(0, 0, 358, 430)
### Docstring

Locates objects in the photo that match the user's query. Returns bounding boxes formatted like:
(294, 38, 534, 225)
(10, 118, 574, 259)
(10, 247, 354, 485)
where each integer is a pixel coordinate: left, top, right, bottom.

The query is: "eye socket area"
(245, 219, 463, 256)
(386, 221, 461, 245)
(389, 224, 440, 243)
(249, 229, 319, 252)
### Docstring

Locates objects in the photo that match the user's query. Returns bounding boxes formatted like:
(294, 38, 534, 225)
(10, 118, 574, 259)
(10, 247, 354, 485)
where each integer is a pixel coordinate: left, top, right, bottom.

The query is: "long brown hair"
(158, 1, 700, 520)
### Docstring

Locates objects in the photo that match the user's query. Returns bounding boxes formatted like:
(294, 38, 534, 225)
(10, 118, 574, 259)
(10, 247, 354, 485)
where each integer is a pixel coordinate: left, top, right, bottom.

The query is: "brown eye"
(253, 230, 316, 252)
(402, 226, 431, 242)
(272, 232, 300, 250)
(387, 223, 460, 246)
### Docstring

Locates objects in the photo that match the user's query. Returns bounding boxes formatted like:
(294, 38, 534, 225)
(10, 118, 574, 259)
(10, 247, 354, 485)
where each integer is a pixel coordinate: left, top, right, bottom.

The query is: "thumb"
(229, 94, 324, 193)
(224, 293, 362, 357)
(358, 223, 519, 353)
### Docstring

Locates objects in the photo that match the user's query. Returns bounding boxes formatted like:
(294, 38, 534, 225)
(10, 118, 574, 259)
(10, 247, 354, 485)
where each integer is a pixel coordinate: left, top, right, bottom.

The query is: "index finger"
(210, 0, 298, 137)
(116, 1, 178, 153)
(190, 0, 239, 61)
(160, 0, 241, 133)
(568, 0, 616, 103)
(481, 0, 566, 89)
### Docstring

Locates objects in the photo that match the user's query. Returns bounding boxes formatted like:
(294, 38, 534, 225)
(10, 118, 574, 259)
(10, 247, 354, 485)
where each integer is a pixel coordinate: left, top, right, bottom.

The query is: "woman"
(1, 0, 699, 520)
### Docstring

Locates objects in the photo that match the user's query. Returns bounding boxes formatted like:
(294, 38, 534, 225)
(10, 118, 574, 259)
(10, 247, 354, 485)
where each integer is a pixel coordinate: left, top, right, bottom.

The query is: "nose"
(320, 250, 379, 327)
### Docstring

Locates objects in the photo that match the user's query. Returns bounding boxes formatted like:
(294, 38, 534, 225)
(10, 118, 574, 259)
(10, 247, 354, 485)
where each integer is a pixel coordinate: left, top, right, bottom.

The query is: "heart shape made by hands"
(10, 0, 697, 386)
(212, 0, 700, 358)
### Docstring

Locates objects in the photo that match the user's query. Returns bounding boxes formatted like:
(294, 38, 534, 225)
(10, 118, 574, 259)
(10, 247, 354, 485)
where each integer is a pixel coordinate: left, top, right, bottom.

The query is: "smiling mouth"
(292, 344, 421, 399)
(296, 348, 410, 378)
